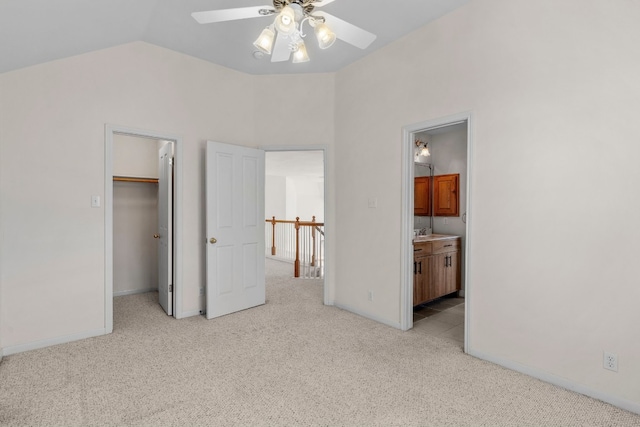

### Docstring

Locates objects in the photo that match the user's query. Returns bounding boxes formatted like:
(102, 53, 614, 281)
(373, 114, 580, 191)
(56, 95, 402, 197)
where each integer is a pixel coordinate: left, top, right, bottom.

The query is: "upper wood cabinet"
(414, 173, 460, 217)
(433, 174, 459, 217)
(414, 176, 430, 216)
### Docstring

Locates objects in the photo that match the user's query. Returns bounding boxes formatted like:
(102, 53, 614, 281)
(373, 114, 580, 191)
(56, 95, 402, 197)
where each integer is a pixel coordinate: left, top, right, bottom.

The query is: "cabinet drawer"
(413, 242, 432, 255)
(432, 238, 459, 254)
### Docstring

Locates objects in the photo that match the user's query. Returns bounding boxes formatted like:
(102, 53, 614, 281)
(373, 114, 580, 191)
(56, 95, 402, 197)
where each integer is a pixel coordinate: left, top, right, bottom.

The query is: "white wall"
(113, 134, 159, 178)
(334, 0, 640, 409)
(0, 42, 335, 351)
(112, 134, 160, 296)
(265, 175, 287, 221)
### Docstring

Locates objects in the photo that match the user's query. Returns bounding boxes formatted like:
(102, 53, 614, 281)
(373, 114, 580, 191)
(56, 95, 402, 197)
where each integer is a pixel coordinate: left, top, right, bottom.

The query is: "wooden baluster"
(270, 216, 277, 256)
(294, 217, 300, 278)
(311, 216, 316, 267)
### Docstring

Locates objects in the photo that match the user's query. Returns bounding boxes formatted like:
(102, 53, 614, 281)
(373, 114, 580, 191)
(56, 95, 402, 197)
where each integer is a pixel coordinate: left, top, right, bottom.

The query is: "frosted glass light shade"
(253, 27, 275, 54)
(292, 42, 310, 63)
(275, 6, 296, 36)
(314, 22, 336, 49)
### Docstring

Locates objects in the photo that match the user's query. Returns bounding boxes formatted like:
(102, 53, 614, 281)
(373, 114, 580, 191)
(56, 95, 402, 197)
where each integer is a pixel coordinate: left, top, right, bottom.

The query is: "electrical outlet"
(368, 291, 373, 301)
(199, 287, 205, 296)
(603, 352, 618, 372)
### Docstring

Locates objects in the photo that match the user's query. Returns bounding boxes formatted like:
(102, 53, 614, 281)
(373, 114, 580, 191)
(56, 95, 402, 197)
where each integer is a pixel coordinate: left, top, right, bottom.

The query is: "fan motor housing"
(273, 0, 315, 15)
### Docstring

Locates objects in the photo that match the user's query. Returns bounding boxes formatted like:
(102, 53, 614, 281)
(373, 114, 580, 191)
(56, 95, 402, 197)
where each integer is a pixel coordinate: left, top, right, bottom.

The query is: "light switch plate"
(91, 195, 101, 208)
(368, 198, 378, 208)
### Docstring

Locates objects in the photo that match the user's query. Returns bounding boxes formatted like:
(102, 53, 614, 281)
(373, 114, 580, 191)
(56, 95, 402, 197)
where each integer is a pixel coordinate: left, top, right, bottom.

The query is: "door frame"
(400, 112, 473, 352)
(261, 145, 331, 306)
(104, 124, 184, 333)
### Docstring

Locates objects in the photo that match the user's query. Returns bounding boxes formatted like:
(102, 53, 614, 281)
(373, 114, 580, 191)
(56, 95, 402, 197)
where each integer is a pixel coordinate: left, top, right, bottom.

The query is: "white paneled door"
(206, 141, 265, 319)
(158, 142, 173, 315)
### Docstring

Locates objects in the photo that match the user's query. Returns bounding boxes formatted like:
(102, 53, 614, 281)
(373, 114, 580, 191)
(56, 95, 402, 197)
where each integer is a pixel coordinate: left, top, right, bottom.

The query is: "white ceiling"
(0, 0, 470, 75)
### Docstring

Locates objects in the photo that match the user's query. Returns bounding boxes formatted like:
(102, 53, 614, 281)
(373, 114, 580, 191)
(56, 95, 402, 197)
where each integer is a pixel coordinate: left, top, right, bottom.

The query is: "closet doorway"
(105, 125, 183, 333)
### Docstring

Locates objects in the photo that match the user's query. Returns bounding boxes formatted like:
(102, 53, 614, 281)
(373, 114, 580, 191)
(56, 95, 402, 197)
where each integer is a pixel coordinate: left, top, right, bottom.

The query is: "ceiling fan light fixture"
(253, 27, 275, 54)
(292, 41, 310, 63)
(314, 22, 336, 49)
(275, 5, 296, 35)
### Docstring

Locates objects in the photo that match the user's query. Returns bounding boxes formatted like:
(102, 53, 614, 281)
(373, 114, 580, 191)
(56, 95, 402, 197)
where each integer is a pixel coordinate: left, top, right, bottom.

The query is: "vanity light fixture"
(415, 139, 430, 158)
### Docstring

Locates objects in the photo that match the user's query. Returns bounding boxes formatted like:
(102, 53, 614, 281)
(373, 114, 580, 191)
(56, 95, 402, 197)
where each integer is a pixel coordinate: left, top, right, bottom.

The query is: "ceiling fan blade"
(312, 0, 337, 7)
(315, 11, 376, 50)
(271, 34, 292, 62)
(192, 6, 273, 24)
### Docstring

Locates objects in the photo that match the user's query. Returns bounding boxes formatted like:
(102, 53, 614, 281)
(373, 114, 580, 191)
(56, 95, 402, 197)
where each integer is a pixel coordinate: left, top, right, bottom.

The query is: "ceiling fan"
(192, 0, 377, 63)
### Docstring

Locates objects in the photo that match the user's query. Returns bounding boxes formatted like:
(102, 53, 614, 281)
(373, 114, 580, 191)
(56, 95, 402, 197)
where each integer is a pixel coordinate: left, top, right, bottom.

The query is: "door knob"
(153, 234, 160, 239)
(210, 237, 217, 244)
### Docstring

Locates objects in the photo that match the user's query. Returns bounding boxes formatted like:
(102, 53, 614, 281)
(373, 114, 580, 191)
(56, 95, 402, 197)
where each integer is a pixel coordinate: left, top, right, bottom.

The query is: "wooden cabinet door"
(413, 255, 426, 305)
(414, 177, 430, 216)
(444, 250, 461, 294)
(433, 174, 459, 217)
(413, 254, 433, 305)
(433, 247, 461, 298)
(432, 253, 448, 298)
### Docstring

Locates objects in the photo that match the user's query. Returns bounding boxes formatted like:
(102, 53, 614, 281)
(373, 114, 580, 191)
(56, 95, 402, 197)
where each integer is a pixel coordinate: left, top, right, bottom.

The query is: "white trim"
(333, 303, 402, 329)
(2, 328, 108, 356)
(469, 348, 640, 416)
(259, 144, 333, 307)
(181, 309, 203, 318)
(400, 112, 473, 353)
(113, 288, 157, 297)
(105, 125, 185, 331)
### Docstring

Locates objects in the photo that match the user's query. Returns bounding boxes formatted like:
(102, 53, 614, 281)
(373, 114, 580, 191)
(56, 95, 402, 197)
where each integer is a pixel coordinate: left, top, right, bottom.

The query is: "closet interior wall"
(113, 134, 161, 296)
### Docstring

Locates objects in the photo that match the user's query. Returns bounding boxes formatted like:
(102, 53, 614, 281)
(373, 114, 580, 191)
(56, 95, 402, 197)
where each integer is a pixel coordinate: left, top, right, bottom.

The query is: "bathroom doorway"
(401, 113, 472, 352)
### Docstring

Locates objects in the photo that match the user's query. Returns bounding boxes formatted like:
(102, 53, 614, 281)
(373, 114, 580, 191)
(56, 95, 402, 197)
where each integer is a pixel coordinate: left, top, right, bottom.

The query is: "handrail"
(265, 218, 325, 226)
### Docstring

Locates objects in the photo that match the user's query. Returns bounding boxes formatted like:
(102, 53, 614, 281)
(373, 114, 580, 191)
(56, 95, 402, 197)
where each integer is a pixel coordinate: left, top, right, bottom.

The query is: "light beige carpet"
(0, 259, 639, 426)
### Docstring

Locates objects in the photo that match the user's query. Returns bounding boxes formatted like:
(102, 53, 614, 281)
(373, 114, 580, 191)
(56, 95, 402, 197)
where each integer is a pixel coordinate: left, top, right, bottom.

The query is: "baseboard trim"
(333, 302, 401, 330)
(2, 328, 109, 356)
(469, 348, 640, 415)
(113, 288, 157, 297)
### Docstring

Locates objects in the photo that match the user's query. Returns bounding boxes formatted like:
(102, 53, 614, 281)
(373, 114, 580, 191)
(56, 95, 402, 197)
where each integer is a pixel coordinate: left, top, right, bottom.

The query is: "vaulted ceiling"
(0, 0, 470, 75)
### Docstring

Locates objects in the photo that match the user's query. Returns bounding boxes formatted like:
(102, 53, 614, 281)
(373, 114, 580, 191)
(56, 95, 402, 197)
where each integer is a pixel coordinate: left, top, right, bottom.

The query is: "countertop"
(413, 234, 459, 242)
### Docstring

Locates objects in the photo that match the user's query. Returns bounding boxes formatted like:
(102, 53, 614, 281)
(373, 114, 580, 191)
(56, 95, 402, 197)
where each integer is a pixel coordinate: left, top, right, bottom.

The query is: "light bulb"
(292, 42, 310, 63)
(314, 22, 336, 49)
(275, 5, 296, 36)
(420, 146, 430, 157)
(253, 27, 275, 54)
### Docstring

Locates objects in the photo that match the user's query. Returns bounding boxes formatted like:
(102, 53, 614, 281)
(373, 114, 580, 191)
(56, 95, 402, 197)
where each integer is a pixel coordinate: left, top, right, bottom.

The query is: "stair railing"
(266, 216, 325, 279)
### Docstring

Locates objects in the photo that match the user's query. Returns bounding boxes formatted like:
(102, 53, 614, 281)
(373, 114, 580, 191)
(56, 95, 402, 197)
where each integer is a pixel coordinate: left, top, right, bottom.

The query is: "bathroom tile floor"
(413, 296, 465, 346)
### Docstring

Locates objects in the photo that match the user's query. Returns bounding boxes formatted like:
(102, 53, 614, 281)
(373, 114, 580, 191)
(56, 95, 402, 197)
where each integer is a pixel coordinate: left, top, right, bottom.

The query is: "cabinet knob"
(153, 234, 160, 239)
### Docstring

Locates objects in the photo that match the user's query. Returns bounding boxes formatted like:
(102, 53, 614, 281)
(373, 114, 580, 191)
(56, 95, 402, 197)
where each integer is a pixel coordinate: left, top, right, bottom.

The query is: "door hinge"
(169, 284, 173, 292)
(169, 158, 174, 166)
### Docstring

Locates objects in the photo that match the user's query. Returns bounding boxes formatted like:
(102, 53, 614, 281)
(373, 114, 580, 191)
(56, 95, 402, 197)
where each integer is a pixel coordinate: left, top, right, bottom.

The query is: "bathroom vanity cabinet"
(413, 235, 461, 306)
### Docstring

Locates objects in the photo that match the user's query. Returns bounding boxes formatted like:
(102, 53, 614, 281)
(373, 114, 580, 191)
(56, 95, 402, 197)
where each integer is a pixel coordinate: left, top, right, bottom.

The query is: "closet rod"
(113, 176, 159, 184)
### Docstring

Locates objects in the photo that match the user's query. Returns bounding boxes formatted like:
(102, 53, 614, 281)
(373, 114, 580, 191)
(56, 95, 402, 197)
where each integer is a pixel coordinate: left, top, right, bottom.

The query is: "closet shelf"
(113, 176, 159, 184)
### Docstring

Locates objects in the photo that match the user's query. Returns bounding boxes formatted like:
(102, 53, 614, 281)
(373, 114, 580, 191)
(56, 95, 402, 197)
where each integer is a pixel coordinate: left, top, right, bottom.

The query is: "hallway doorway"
(263, 148, 327, 303)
